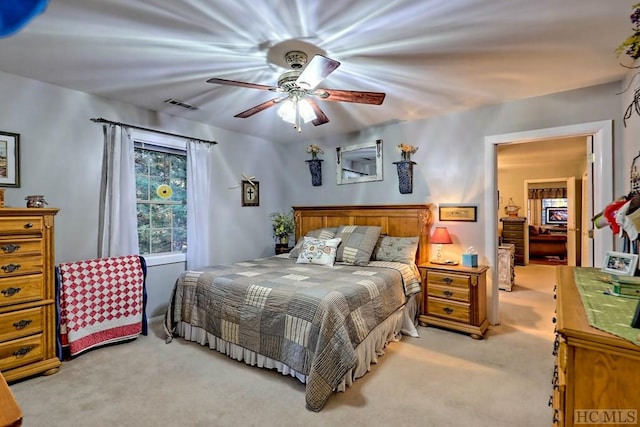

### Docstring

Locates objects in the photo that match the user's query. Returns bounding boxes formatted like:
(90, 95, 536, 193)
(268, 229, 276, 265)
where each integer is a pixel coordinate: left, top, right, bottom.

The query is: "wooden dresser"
(418, 263, 489, 339)
(552, 267, 640, 426)
(500, 216, 526, 265)
(0, 208, 60, 383)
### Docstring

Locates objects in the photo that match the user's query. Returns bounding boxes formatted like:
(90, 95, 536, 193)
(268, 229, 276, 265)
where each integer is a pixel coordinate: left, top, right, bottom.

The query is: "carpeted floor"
(9, 264, 557, 427)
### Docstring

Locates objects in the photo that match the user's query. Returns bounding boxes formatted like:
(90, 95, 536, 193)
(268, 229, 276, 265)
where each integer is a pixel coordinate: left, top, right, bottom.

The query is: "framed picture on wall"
(0, 131, 20, 187)
(438, 204, 477, 222)
(241, 180, 259, 207)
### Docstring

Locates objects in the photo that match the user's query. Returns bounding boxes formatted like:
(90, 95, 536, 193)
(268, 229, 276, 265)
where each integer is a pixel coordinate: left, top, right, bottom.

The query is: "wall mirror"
(336, 140, 383, 185)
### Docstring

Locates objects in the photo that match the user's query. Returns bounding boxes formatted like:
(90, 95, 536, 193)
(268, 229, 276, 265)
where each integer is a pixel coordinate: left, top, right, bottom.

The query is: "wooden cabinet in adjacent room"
(500, 216, 526, 265)
(551, 267, 640, 426)
(0, 208, 60, 383)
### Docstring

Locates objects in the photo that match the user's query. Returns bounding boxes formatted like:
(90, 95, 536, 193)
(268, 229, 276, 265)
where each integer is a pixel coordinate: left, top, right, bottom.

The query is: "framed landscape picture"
(438, 204, 477, 222)
(0, 131, 19, 187)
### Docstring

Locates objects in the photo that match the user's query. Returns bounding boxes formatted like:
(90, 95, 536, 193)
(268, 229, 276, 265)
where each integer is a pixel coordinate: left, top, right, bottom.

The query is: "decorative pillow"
(289, 227, 338, 259)
(334, 225, 382, 266)
(295, 237, 342, 266)
(372, 236, 419, 264)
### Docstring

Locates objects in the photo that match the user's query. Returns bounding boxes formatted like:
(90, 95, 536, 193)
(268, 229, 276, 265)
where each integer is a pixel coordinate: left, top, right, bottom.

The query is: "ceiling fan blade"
(318, 89, 386, 105)
(207, 77, 279, 92)
(234, 98, 283, 118)
(306, 98, 329, 126)
(295, 55, 340, 90)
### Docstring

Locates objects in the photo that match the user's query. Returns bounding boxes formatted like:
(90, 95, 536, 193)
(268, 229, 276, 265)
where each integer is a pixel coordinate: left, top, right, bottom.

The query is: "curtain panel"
(527, 187, 567, 199)
(99, 124, 139, 257)
(186, 140, 215, 269)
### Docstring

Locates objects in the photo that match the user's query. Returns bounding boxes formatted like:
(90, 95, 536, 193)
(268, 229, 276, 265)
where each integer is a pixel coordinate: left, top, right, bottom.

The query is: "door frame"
(484, 120, 613, 325)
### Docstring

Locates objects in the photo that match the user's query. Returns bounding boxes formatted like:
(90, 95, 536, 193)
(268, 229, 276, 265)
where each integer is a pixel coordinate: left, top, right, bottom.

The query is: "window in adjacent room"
(133, 132, 187, 258)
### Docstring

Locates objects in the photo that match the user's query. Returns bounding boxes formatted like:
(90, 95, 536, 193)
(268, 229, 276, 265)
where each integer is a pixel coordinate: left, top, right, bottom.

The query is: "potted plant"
(269, 211, 296, 244)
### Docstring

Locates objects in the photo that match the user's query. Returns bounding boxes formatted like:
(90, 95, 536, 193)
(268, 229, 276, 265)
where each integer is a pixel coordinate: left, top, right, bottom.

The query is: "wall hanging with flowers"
(306, 144, 324, 186)
(393, 143, 418, 194)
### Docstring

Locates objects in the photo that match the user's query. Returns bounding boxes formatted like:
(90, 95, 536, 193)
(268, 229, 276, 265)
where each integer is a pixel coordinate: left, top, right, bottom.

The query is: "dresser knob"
(24, 222, 34, 228)
(443, 290, 454, 297)
(1, 263, 21, 273)
(1, 243, 20, 253)
(548, 396, 554, 407)
(13, 346, 33, 357)
(13, 319, 32, 330)
(443, 277, 453, 284)
(1, 287, 21, 297)
(443, 307, 454, 314)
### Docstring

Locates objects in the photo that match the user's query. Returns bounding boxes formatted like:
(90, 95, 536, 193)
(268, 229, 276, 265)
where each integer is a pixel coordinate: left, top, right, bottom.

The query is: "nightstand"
(418, 262, 489, 339)
(275, 244, 292, 255)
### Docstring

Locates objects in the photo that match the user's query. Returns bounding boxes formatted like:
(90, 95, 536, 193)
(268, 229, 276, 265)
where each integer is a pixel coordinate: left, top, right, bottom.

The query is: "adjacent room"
(1, 1, 639, 426)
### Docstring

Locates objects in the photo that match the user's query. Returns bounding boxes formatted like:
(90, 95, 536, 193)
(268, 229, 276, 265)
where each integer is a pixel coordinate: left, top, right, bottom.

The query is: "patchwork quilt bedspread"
(165, 256, 420, 411)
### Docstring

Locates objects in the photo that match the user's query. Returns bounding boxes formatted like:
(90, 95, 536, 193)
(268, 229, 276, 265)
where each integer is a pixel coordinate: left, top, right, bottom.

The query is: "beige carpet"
(9, 264, 557, 427)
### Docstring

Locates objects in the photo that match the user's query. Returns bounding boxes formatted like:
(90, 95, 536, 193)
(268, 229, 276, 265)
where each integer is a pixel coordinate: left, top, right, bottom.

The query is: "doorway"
(483, 121, 613, 325)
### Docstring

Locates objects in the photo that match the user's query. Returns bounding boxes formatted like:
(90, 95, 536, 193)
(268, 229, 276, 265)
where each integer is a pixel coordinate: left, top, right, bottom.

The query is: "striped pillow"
(334, 225, 381, 266)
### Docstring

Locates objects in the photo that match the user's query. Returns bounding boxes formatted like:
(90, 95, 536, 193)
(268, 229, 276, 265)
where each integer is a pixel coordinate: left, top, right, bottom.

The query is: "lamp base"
(429, 259, 459, 265)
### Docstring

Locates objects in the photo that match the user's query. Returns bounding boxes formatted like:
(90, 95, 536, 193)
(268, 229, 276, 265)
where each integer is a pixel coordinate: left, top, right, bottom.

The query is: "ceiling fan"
(206, 50, 386, 131)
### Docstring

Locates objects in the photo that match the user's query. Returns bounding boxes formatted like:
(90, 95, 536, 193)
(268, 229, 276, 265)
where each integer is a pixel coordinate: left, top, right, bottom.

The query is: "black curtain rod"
(90, 117, 217, 145)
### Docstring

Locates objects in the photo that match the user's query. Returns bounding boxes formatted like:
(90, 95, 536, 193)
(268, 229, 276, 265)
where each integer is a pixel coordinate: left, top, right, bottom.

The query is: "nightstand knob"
(443, 307, 454, 315)
(443, 277, 453, 284)
(24, 222, 33, 229)
(443, 290, 454, 297)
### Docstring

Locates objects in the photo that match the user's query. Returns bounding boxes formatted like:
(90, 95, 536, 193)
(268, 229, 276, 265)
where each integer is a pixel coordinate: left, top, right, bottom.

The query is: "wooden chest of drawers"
(418, 263, 489, 339)
(551, 267, 640, 426)
(500, 216, 526, 265)
(0, 208, 60, 383)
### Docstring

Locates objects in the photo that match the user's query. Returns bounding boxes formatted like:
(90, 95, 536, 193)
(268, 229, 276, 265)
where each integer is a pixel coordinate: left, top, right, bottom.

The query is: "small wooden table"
(0, 374, 22, 427)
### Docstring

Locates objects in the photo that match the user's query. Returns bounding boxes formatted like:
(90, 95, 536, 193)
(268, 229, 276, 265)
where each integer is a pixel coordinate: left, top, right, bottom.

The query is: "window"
(134, 135, 187, 257)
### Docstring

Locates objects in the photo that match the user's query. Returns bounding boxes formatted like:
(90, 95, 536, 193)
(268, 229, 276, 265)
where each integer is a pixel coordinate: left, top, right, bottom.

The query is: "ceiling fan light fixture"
(277, 97, 316, 131)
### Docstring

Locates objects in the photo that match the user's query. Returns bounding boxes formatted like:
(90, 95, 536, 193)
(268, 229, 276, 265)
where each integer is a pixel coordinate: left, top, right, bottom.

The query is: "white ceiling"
(0, 0, 634, 143)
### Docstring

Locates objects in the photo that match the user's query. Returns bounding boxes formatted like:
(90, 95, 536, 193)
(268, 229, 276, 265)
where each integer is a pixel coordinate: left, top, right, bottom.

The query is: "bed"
(164, 204, 433, 411)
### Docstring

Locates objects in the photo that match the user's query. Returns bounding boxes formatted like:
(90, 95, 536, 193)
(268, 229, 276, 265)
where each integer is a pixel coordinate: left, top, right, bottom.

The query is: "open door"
(566, 176, 577, 266)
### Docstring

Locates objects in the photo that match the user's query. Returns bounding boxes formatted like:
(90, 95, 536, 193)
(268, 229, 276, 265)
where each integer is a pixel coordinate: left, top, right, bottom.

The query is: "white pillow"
(296, 237, 342, 266)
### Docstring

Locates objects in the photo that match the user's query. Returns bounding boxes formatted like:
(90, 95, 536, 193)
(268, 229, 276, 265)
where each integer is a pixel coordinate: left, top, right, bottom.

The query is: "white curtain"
(186, 140, 215, 269)
(99, 124, 139, 257)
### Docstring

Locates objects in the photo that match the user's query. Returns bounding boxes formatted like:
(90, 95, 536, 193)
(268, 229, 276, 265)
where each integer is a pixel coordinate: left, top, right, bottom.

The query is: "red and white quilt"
(58, 255, 145, 356)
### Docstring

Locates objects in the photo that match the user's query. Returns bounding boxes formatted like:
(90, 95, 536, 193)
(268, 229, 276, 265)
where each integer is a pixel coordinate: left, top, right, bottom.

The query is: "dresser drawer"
(0, 275, 44, 307)
(0, 307, 43, 342)
(427, 298, 470, 323)
(0, 333, 44, 372)
(0, 238, 43, 257)
(0, 255, 43, 278)
(428, 283, 470, 302)
(0, 217, 43, 236)
(428, 271, 470, 288)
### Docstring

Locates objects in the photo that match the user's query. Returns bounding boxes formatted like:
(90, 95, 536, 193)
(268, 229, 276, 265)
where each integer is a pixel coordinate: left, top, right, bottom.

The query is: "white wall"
(0, 70, 287, 316)
(281, 82, 623, 268)
(0, 68, 628, 319)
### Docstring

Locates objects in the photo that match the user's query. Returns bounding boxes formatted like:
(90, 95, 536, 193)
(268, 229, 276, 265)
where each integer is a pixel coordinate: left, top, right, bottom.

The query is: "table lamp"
(430, 226, 456, 264)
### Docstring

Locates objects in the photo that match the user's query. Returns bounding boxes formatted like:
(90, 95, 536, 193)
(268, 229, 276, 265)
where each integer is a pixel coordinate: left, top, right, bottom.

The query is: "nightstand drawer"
(0, 333, 44, 372)
(0, 307, 44, 342)
(428, 283, 470, 302)
(427, 298, 470, 323)
(428, 271, 469, 288)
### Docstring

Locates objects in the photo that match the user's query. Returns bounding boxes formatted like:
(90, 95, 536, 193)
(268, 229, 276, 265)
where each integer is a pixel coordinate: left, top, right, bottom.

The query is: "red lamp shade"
(431, 226, 453, 244)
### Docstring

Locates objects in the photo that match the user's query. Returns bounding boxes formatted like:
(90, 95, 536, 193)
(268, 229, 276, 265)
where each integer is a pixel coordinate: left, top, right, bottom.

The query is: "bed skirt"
(174, 294, 420, 392)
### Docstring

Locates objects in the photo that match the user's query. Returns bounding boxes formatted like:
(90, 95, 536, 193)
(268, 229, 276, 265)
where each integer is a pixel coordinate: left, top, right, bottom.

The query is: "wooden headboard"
(292, 204, 434, 265)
